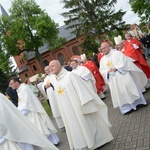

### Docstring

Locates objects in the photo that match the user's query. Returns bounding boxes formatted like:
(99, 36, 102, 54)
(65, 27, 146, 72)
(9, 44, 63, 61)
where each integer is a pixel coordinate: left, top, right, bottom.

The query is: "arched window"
(44, 59, 49, 66)
(33, 65, 37, 71)
(58, 53, 65, 65)
(21, 58, 24, 63)
(20, 58, 24, 64)
(25, 74, 28, 77)
(72, 46, 80, 55)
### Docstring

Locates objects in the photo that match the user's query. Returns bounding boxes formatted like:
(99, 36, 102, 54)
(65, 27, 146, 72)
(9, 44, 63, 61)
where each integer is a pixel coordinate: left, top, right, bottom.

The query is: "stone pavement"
(51, 86, 150, 150)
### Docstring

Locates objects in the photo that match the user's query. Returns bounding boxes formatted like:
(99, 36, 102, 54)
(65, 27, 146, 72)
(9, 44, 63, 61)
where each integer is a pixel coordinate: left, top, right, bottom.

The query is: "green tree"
(129, 0, 150, 23)
(0, 28, 17, 76)
(0, 0, 59, 70)
(0, 68, 9, 94)
(0, 47, 14, 75)
(61, 0, 127, 54)
(139, 22, 150, 33)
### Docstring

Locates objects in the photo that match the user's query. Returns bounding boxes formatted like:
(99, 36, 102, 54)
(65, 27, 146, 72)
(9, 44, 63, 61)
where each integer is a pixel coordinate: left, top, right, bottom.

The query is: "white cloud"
(115, 0, 140, 24)
(35, 0, 66, 26)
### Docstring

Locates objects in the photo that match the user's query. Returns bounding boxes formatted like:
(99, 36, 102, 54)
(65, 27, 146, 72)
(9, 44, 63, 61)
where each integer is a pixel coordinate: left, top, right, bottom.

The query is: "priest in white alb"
(99, 42, 148, 114)
(49, 60, 114, 150)
(9, 77, 59, 145)
(70, 58, 97, 93)
(42, 66, 64, 129)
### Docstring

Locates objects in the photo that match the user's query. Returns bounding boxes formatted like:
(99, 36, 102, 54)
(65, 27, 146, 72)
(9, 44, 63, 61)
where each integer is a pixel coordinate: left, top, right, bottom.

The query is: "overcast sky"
(1, 0, 140, 27)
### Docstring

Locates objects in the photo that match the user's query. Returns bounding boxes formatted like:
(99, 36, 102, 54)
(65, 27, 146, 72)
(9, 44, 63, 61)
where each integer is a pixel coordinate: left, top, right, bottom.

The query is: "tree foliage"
(0, 27, 17, 75)
(0, 0, 59, 69)
(0, 46, 15, 75)
(139, 22, 150, 33)
(0, 68, 9, 94)
(61, 0, 127, 54)
(129, 0, 150, 23)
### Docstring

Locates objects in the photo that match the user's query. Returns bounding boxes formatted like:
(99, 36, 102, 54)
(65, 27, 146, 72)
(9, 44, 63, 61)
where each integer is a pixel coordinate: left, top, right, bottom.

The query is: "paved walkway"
(51, 86, 150, 150)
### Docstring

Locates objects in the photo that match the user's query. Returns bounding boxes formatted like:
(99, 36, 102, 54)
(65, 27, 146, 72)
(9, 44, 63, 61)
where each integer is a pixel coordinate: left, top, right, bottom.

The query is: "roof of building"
(0, 4, 9, 16)
(58, 25, 76, 41)
(18, 65, 28, 74)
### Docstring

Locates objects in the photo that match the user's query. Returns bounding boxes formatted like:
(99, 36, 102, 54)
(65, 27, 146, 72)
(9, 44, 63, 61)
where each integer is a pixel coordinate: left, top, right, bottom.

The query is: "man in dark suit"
(6, 86, 18, 107)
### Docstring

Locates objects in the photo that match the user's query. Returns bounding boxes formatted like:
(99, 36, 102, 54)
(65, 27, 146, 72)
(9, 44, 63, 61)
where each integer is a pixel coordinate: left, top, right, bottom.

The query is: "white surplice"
(99, 50, 147, 113)
(52, 68, 113, 150)
(43, 74, 64, 129)
(0, 93, 58, 150)
(26, 83, 39, 97)
(37, 81, 48, 99)
(72, 65, 97, 93)
(17, 84, 59, 144)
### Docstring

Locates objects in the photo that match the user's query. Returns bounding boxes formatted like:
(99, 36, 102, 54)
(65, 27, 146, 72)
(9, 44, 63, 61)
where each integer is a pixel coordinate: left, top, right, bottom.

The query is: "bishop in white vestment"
(9, 77, 59, 145)
(99, 42, 148, 114)
(49, 60, 113, 150)
(43, 73, 64, 129)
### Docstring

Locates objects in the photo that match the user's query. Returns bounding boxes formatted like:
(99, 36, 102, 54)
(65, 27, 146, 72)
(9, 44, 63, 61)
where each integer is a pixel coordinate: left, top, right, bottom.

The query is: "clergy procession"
(1, 32, 150, 150)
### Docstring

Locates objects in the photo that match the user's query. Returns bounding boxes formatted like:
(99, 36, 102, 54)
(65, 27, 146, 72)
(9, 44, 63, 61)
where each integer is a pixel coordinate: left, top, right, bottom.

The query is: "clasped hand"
(45, 84, 50, 89)
(107, 68, 116, 73)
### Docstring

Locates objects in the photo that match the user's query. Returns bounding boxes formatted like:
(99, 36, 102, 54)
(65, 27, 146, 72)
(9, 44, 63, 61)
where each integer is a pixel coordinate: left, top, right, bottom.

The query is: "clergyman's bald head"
(100, 42, 111, 55)
(49, 60, 62, 75)
(44, 66, 50, 75)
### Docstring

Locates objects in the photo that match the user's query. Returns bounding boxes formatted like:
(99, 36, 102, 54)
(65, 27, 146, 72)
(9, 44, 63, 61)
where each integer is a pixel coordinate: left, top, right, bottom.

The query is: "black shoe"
(137, 103, 148, 108)
(54, 142, 59, 146)
(124, 109, 134, 115)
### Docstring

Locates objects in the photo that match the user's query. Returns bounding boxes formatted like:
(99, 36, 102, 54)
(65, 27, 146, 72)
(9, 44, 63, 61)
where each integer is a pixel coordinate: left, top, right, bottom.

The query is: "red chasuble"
(123, 39, 150, 78)
(97, 53, 104, 63)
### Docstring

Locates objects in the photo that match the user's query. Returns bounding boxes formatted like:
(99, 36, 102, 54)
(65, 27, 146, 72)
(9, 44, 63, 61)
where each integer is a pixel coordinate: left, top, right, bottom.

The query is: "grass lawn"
(42, 99, 52, 116)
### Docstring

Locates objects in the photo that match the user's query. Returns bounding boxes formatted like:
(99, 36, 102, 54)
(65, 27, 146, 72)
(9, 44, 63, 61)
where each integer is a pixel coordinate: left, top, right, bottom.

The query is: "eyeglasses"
(101, 46, 109, 51)
(9, 81, 15, 85)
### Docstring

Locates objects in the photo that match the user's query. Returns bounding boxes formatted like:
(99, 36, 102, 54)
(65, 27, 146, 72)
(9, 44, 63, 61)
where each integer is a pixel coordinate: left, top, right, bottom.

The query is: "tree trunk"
(35, 50, 45, 72)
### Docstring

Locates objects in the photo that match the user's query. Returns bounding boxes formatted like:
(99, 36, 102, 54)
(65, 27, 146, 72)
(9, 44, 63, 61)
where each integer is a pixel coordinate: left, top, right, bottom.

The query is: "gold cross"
(18, 98, 21, 102)
(106, 61, 112, 68)
(57, 87, 64, 95)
